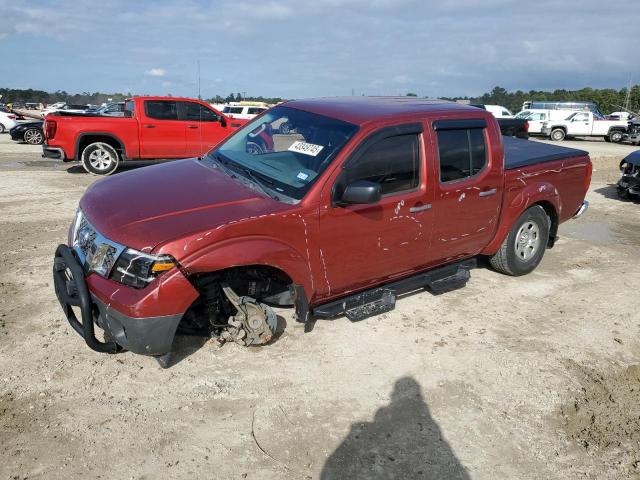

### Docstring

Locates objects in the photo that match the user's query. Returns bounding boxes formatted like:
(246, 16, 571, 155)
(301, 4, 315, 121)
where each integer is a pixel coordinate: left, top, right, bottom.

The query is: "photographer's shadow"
(321, 377, 470, 480)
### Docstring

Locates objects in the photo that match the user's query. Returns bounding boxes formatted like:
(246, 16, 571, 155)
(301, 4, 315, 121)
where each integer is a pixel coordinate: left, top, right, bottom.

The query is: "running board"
(313, 259, 476, 322)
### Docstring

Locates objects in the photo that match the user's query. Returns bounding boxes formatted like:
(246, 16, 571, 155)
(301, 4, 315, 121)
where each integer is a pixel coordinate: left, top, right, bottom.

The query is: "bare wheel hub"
(220, 286, 277, 346)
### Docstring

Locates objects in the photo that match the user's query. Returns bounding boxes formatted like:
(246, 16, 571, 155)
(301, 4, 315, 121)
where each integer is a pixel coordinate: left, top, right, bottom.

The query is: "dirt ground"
(0, 133, 638, 480)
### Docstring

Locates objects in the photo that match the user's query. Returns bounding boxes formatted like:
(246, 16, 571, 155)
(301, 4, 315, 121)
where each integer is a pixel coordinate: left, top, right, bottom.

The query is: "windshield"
(204, 105, 359, 202)
(515, 110, 532, 119)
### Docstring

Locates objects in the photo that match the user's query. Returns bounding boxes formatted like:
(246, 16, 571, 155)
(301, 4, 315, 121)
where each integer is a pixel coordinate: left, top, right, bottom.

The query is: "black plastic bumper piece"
(53, 244, 120, 353)
(53, 244, 182, 356)
(42, 146, 65, 160)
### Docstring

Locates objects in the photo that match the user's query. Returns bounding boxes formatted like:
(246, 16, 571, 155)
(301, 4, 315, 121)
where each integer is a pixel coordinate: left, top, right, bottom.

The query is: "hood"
(623, 150, 640, 167)
(80, 159, 285, 252)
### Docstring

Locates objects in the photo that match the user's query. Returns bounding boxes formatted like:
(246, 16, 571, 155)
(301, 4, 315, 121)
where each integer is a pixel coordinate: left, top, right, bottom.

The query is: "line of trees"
(3, 85, 639, 113)
(444, 85, 640, 115)
(0, 87, 284, 106)
(0, 88, 131, 106)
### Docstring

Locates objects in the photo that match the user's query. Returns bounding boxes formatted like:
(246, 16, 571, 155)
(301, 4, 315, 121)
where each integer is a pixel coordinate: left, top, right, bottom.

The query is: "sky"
(1, 0, 638, 99)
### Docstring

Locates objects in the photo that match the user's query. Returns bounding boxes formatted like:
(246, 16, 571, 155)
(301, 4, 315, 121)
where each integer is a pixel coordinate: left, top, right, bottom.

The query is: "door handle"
(409, 203, 432, 213)
(479, 188, 497, 197)
(144, 124, 155, 129)
(187, 125, 199, 129)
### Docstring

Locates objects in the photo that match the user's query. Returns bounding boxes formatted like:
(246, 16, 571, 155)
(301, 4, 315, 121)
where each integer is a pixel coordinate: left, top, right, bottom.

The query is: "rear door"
(428, 119, 502, 263)
(178, 101, 228, 157)
(139, 100, 186, 158)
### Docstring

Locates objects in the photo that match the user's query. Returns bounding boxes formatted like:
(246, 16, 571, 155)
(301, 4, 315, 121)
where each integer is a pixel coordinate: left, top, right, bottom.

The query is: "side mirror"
(340, 180, 381, 205)
(220, 116, 228, 127)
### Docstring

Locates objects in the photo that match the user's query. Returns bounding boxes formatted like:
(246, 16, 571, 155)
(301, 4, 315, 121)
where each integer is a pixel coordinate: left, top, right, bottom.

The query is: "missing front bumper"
(53, 244, 182, 356)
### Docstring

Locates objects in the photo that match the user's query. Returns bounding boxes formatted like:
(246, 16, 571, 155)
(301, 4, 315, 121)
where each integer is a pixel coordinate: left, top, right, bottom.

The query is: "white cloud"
(145, 68, 166, 77)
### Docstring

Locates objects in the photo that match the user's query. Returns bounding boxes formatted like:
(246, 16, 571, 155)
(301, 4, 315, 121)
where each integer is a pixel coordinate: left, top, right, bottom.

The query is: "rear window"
(145, 100, 178, 120)
(437, 128, 487, 182)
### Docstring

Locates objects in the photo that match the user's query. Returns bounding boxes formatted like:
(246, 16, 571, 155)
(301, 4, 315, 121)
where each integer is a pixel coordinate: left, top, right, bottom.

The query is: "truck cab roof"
(284, 97, 477, 126)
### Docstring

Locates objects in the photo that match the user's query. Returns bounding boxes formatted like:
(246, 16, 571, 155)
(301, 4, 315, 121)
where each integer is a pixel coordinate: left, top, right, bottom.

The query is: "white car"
(541, 111, 628, 142)
(0, 110, 18, 133)
(222, 104, 268, 120)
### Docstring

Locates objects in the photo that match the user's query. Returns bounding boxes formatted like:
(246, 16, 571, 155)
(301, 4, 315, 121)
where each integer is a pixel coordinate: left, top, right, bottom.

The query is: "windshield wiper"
(214, 154, 279, 201)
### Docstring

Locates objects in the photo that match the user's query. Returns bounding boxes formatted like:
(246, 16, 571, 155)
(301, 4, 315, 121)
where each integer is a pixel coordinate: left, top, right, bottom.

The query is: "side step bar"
(311, 259, 476, 322)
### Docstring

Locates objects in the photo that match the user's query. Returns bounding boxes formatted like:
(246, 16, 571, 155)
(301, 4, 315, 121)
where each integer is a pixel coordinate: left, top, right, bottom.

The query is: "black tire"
(604, 136, 611, 143)
(617, 186, 631, 200)
(81, 142, 119, 175)
(608, 130, 623, 143)
(0, 124, 5, 134)
(489, 205, 550, 276)
(550, 128, 565, 141)
(23, 128, 44, 145)
(246, 141, 264, 155)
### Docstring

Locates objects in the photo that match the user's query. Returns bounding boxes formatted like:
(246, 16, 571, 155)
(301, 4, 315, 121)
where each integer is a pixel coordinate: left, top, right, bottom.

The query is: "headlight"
(109, 248, 177, 289)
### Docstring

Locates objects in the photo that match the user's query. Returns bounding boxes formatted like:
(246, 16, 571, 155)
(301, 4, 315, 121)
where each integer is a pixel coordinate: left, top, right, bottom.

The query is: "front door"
(567, 112, 592, 136)
(179, 101, 230, 157)
(139, 100, 186, 158)
(318, 124, 434, 298)
(429, 120, 502, 263)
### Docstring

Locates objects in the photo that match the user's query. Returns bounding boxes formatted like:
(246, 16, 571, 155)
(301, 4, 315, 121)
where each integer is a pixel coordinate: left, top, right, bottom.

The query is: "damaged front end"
(618, 152, 640, 199)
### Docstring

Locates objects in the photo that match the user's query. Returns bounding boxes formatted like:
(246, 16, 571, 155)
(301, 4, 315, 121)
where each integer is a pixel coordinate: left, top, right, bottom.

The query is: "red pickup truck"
(53, 97, 591, 367)
(42, 96, 245, 175)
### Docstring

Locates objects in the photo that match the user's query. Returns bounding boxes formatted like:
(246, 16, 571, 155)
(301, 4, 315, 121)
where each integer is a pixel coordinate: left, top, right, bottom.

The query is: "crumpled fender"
(180, 235, 315, 296)
(481, 181, 561, 255)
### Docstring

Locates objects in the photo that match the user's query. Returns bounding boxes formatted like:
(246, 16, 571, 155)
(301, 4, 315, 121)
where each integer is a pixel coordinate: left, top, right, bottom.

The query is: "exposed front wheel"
(550, 129, 565, 141)
(489, 205, 550, 276)
(81, 142, 119, 175)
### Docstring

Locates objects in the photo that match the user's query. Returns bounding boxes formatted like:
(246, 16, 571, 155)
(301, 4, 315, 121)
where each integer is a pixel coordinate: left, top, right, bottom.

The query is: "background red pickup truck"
(42, 96, 245, 175)
(53, 97, 591, 366)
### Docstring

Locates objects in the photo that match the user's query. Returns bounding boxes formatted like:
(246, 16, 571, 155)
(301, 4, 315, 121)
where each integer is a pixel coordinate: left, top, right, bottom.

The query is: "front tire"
(489, 205, 550, 276)
(81, 142, 119, 175)
(23, 128, 44, 145)
(550, 129, 565, 141)
(608, 130, 623, 143)
(0, 124, 5, 134)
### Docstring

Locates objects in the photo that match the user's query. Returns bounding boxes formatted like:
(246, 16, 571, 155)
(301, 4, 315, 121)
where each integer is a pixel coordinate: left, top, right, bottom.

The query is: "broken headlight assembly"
(109, 248, 177, 289)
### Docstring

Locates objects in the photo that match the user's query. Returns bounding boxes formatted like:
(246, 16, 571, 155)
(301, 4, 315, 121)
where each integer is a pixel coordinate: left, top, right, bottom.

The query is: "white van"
(470, 104, 514, 118)
(222, 104, 268, 120)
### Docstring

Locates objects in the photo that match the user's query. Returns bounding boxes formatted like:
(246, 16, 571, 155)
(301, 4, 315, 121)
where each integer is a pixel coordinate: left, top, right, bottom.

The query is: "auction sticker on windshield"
(288, 141, 324, 156)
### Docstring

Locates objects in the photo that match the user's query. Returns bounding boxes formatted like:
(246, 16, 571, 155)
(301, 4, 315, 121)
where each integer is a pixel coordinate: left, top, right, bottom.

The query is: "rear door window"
(436, 127, 487, 182)
(178, 101, 220, 122)
(144, 100, 178, 120)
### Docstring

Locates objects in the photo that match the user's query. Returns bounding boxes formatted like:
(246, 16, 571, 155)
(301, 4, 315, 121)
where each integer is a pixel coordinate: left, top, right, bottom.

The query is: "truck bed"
(503, 137, 588, 170)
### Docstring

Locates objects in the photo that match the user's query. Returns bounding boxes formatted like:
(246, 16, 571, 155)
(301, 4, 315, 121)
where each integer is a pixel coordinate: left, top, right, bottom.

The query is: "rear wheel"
(24, 128, 44, 145)
(608, 130, 623, 143)
(489, 205, 550, 276)
(81, 142, 119, 175)
(550, 129, 565, 141)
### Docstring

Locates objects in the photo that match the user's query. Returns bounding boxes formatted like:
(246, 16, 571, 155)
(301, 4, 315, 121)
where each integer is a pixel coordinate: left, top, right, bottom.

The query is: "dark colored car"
(618, 151, 640, 199)
(10, 120, 45, 145)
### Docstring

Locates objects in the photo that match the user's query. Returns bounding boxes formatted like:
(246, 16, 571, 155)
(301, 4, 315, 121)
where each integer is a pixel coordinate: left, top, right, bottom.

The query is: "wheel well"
(551, 126, 566, 132)
(179, 265, 294, 335)
(77, 135, 124, 160)
(534, 201, 558, 248)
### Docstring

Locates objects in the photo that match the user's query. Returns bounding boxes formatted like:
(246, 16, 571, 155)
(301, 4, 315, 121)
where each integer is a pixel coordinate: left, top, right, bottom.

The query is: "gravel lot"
(0, 133, 638, 479)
